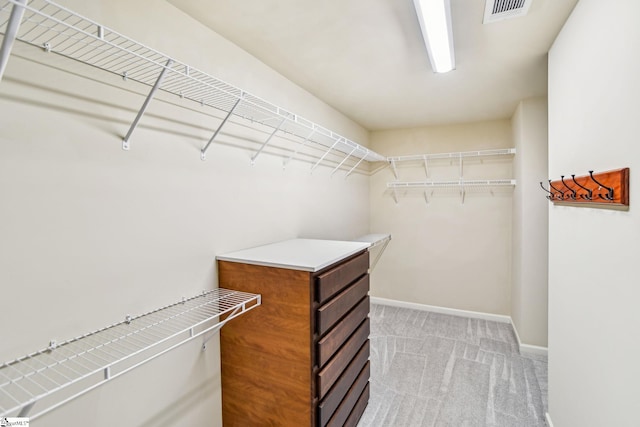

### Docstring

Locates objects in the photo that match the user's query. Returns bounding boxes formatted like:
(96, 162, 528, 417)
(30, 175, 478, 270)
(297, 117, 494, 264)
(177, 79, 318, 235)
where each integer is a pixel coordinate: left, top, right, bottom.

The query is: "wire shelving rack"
(0, 288, 261, 420)
(387, 148, 516, 179)
(0, 0, 386, 172)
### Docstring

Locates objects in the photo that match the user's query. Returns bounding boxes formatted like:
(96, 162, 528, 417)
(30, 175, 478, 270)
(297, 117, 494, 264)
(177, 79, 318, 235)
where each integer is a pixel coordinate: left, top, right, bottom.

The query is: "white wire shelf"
(387, 179, 516, 188)
(0, 0, 385, 169)
(388, 180, 516, 204)
(387, 148, 516, 163)
(386, 148, 516, 182)
(352, 233, 391, 271)
(0, 288, 261, 420)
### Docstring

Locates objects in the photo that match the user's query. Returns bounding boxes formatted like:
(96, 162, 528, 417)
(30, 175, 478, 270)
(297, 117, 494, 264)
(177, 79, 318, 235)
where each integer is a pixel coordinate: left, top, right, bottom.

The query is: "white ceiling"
(167, 0, 577, 131)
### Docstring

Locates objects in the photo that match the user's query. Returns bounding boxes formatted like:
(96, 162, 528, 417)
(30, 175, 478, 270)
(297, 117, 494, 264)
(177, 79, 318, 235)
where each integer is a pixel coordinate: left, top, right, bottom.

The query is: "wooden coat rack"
(540, 168, 629, 206)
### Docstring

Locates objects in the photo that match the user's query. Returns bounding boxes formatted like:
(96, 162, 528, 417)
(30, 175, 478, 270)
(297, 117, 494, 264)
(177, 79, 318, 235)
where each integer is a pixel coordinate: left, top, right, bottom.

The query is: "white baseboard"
(371, 296, 549, 356)
(520, 343, 548, 356)
(370, 296, 511, 324)
(545, 412, 554, 427)
(510, 318, 549, 357)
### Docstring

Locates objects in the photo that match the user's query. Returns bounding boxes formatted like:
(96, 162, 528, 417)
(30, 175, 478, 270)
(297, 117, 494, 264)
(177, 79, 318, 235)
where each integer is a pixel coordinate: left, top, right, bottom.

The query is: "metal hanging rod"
(0, 288, 261, 420)
(0, 0, 386, 166)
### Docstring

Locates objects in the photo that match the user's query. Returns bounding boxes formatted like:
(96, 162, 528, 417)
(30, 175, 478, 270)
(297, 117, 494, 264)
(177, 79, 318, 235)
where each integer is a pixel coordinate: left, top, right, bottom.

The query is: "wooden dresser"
(217, 239, 371, 427)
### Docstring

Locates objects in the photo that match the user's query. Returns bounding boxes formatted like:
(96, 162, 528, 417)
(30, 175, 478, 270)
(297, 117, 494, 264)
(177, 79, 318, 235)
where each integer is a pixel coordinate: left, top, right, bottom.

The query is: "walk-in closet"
(1, 0, 638, 426)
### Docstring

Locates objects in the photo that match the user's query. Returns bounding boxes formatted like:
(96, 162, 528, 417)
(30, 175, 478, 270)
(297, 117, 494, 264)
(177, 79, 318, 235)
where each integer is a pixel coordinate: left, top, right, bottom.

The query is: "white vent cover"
(483, 0, 533, 23)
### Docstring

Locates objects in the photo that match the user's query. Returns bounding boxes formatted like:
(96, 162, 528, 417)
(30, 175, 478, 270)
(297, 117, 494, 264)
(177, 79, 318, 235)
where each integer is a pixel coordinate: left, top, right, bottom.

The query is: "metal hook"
(539, 181, 553, 200)
(588, 170, 614, 200)
(571, 174, 592, 200)
(548, 180, 564, 200)
(560, 175, 577, 200)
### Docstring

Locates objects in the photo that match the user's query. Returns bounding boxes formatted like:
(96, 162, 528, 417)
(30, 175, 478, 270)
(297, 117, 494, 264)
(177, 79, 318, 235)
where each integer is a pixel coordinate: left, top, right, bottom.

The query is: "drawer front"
(326, 363, 370, 427)
(317, 319, 370, 399)
(317, 296, 369, 368)
(318, 351, 370, 427)
(343, 382, 370, 427)
(317, 275, 369, 336)
(316, 251, 369, 304)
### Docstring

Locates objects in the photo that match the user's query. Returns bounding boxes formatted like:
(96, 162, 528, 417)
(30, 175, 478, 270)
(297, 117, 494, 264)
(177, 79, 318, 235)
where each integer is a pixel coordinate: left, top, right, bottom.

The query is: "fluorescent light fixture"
(413, 0, 455, 73)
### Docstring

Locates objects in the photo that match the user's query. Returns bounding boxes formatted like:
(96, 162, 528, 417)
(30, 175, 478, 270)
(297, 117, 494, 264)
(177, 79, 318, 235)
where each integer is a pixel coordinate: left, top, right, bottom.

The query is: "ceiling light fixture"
(413, 0, 455, 73)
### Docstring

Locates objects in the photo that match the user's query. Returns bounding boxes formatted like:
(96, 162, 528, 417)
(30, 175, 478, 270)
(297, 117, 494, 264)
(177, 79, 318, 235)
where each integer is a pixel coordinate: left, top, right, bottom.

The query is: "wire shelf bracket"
(0, 288, 261, 420)
(250, 116, 287, 165)
(282, 127, 316, 169)
(311, 137, 341, 173)
(0, 0, 387, 169)
(122, 58, 173, 150)
(0, 0, 26, 82)
(331, 146, 357, 176)
(201, 95, 243, 160)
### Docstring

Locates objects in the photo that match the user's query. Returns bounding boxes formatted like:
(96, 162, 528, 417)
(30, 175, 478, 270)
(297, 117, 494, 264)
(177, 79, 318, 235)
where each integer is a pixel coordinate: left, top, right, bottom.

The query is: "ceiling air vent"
(483, 0, 533, 24)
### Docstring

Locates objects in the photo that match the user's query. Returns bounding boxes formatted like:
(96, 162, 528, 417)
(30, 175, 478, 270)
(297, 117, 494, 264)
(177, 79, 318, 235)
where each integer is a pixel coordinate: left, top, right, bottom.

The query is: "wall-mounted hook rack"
(542, 168, 629, 206)
(539, 181, 554, 200)
(571, 174, 592, 200)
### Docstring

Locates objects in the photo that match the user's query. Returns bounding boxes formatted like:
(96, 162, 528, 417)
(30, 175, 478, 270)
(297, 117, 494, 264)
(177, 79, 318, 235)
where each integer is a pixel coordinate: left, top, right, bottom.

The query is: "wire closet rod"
(0, 288, 261, 420)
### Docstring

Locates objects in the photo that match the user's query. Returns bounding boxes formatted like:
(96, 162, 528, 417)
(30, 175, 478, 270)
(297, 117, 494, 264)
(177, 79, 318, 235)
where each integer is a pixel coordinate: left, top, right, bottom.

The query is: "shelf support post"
(122, 58, 174, 150)
(423, 157, 429, 178)
(311, 138, 341, 173)
(345, 155, 366, 177)
(0, 0, 27, 84)
(201, 94, 243, 160)
(283, 128, 316, 169)
(390, 159, 399, 179)
(331, 146, 357, 175)
(250, 117, 286, 165)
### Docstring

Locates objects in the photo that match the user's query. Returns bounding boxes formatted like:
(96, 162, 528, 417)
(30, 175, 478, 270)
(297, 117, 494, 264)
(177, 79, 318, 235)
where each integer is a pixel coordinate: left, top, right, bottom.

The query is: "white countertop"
(216, 238, 372, 272)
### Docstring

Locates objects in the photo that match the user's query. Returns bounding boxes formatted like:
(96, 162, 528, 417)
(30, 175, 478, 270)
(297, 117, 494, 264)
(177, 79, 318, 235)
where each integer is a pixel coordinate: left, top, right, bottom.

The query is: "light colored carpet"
(357, 304, 548, 427)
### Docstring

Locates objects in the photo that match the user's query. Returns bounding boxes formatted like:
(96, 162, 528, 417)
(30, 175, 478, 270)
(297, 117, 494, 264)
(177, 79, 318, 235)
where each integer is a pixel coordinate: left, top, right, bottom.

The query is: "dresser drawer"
(343, 382, 370, 427)
(317, 296, 369, 368)
(316, 251, 369, 304)
(317, 275, 369, 336)
(318, 347, 370, 426)
(317, 319, 370, 399)
(325, 361, 370, 427)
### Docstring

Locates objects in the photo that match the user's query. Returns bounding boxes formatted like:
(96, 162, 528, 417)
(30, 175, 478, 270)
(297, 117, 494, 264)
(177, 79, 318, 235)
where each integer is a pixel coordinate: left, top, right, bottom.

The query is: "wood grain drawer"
(317, 275, 369, 336)
(316, 251, 369, 304)
(326, 363, 370, 427)
(317, 296, 369, 368)
(343, 382, 370, 427)
(317, 319, 370, 399)
(318, 349, 370, 426)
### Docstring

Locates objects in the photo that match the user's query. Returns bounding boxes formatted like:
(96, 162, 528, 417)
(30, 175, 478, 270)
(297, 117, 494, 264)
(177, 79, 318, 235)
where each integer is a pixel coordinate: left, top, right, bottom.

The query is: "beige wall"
(511, 97, 549, 347)
(369, 120, 514, 315)
(0, 1, 371, 425)
(548, 0, 640, 425)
